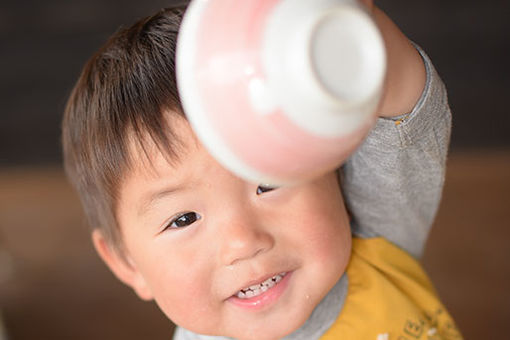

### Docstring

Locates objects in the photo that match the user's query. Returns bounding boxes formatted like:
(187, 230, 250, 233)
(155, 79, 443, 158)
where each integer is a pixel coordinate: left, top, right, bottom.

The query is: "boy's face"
(99, 115, 351, 340)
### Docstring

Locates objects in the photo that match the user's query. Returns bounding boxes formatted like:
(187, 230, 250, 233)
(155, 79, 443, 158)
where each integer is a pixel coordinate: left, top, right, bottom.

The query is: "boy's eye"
(167, 212, 201, 229)
(256, 184, 277, 195)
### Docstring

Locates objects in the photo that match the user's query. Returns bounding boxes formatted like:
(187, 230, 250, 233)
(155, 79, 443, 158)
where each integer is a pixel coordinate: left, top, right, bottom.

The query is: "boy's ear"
(92, 229, 153, 301)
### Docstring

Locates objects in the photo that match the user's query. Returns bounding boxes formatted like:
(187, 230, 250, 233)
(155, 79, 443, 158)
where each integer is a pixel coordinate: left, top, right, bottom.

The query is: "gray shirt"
(174, 45, 452, 340)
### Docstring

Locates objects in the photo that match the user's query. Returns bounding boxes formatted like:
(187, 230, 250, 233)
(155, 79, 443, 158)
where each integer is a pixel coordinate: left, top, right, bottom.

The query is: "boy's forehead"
(124, 112, 205, 183)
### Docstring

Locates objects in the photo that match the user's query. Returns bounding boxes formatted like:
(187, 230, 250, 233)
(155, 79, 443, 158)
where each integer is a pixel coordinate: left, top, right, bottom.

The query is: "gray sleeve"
(341, 45, 451, 259)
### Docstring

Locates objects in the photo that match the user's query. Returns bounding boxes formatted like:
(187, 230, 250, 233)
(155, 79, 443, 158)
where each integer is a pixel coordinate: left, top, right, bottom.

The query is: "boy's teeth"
(236, 273, 286, 299)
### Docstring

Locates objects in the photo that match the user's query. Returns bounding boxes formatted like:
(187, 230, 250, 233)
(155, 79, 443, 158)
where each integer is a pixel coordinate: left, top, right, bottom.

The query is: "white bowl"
(177, 0, 386, 185)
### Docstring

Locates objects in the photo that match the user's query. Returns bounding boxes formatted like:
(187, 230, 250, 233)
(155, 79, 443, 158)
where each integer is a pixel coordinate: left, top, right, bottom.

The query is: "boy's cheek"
(156, 290, 219, 334)
(138, 257, 223, 333)
(305, 224, 351, 265)
(289, 199, 351, 266)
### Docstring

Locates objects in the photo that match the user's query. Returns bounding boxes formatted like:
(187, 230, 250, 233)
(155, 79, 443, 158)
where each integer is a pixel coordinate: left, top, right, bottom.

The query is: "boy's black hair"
(62, 5, 188, 251)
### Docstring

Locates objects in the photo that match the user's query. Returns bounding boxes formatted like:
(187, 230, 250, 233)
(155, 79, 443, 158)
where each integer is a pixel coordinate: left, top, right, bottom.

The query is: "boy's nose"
(218, 213, 275, 267)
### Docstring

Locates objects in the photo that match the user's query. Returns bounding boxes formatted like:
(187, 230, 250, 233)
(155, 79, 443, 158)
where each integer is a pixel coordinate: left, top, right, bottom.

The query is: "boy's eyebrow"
(138, 185, 183, 217)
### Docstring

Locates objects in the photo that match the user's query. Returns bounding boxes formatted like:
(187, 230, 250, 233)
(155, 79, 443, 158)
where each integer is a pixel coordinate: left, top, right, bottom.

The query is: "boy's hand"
(373, 7, 427, 118)
(358, 0, 374, 11)
(358, 1, 426, 118)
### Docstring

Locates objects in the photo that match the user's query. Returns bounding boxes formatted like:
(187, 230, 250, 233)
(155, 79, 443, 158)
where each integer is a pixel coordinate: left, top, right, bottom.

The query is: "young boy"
(62, 2, 462, 339)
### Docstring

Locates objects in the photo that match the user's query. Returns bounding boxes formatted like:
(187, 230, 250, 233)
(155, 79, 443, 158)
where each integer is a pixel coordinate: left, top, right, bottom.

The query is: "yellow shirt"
(321, 238, 463, 340)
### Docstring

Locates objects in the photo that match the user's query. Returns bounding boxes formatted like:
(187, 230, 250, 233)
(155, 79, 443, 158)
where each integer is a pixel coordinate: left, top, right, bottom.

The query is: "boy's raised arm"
(360, 1, 427, 117)
(342, 5, 452, 259)
(373, 7, 427, 118)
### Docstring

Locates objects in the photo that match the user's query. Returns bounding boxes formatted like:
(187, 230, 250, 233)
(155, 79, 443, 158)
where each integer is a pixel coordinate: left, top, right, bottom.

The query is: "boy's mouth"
(235, 272, 287, 299)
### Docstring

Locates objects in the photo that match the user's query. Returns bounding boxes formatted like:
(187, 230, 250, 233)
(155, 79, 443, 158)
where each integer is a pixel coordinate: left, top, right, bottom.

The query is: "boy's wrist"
(357, 0, 374, 12)
(373, 7, 427, 118)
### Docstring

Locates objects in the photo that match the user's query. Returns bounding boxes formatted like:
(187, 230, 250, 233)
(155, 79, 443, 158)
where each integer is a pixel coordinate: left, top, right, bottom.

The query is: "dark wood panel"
(1, 0, 510, 165)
